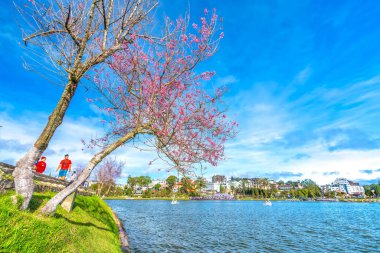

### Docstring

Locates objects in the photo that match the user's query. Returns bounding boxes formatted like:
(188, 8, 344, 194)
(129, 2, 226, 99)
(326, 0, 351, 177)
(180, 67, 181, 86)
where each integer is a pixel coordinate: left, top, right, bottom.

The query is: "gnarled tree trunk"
(12, 146, 41, 210)
(13, 82, 77, 209)
(13, 0, 157, 210)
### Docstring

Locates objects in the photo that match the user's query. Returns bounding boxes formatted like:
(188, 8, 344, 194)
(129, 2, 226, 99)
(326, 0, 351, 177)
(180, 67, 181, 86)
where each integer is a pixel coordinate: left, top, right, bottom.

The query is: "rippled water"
(106, 200, 380, 253)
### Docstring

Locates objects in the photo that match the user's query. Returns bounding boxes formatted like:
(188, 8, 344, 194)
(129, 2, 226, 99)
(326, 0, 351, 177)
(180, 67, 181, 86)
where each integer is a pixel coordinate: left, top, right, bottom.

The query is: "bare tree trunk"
(13, 81, 78, 209)
(104, 183, 113, 197)
(39, 128, 140, 215)
(112, 185, 117, 195)
(40, 159, 99, 215)
(97, 182, 103, 196)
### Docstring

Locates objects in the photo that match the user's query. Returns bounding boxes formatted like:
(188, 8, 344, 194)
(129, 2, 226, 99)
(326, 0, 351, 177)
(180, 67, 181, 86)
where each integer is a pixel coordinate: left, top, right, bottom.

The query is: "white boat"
(171, 195, 179, 205)
(264, 200, 272, 206)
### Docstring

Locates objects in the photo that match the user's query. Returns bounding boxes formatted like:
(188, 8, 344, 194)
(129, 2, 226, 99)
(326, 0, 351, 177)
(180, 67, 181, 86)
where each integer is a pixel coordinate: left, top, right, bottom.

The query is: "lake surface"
(106, 200, 380, 253)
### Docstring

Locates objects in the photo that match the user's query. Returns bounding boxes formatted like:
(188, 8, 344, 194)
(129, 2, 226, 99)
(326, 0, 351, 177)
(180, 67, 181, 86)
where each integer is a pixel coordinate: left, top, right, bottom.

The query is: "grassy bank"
(0, 191, 121, 253)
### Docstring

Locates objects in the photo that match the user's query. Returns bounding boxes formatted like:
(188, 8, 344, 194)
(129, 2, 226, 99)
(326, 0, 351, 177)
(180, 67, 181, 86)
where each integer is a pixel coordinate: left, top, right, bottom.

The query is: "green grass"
(0, 191, 121, 253)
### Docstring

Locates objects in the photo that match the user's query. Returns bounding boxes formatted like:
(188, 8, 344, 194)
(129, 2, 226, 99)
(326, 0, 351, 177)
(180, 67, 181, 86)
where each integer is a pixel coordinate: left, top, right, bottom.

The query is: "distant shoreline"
(104, 196, 380, 203)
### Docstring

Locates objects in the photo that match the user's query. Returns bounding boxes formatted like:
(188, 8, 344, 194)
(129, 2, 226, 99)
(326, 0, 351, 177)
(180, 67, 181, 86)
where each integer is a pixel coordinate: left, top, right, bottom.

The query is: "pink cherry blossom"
(90, 11, 237, 172)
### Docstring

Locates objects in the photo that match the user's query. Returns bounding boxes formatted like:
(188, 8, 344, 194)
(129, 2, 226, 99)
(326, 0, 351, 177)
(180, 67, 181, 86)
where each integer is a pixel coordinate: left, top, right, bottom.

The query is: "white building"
(324, 178, 365, 195)
(205, 182, 220, 193)
(229, 180, 241, 189)
(149, 179, 167, 189)
(87, 180, 98, 187)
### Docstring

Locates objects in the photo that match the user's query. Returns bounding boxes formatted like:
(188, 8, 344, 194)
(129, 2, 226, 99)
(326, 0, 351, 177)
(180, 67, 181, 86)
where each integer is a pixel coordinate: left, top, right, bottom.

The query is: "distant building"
(229, 180, 241, 189)
(205, 182, 219, 193)
(87, 180, 98, 187)
(149, 179, 167, 189)
(240, 178, 253, 188)
(269, 180, 279, 190)
(278, 184, 292, 191)
(294, 182, 303, 190)
(212, 175, 226, 184)
(323, 178, 365, 195)
(251, 178, 261, 188)
(173, 182, 183, 193)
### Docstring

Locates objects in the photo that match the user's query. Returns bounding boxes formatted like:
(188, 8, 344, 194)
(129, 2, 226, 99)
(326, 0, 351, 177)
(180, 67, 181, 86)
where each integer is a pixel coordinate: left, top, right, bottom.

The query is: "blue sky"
(1, 0, 380, 184)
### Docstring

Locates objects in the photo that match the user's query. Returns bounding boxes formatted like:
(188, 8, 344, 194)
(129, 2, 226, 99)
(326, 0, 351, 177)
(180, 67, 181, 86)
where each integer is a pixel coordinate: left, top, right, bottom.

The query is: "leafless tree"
(12, 0, 157, 209)
(95, 157, 124, 197)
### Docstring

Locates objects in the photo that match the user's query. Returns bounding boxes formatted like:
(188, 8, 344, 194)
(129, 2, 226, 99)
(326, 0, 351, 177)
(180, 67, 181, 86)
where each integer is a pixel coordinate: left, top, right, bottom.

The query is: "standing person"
(56, 154, 72, 180)
(33, 156, 47, 174)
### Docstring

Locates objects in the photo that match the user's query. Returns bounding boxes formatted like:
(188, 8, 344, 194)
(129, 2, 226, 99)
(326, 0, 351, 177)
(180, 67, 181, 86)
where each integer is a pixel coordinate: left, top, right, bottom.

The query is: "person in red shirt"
(34, 156, 47, 174)
(56, 154, 72, 180)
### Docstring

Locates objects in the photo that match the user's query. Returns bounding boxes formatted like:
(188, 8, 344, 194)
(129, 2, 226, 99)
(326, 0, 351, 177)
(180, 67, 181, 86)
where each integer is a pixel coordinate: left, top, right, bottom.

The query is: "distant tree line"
(234, 179, 323, 199)
(90, 175, 380, 199)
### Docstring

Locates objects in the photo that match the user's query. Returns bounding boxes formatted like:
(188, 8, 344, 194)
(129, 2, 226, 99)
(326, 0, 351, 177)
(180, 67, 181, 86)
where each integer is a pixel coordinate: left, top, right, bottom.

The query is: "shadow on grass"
(29, 194, 52, 213)
(26, 194, 117, 234)
(73, 196, 118, 233)
(54, 213, 112, 232)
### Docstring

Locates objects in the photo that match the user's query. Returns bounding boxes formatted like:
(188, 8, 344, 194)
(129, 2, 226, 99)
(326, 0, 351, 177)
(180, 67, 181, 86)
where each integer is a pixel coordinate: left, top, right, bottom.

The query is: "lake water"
(106, 200, 380, 253)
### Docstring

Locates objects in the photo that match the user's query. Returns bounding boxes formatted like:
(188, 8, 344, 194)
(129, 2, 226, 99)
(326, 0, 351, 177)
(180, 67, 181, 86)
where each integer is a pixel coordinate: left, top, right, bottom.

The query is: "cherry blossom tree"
(40, 10, 237, 215)
(95, 157, 124, 196)
(13, 0, 157, 209)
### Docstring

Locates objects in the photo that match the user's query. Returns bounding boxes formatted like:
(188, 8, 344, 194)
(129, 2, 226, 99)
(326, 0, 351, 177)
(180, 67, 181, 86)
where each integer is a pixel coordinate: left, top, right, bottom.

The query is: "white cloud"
(0, 109, 175, 182)
(217, 75, 238, 85)
(2, 84, 379, 187)
(207, 78, 380, 185)
(0, 110, 46, 144)
(292, 66, 311, 84)
(291, 149, 380, 184)
(214, 134, 380, 185)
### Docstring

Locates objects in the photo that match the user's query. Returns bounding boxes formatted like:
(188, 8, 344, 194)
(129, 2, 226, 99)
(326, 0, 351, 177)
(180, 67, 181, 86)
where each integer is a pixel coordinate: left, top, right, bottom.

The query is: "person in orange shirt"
(56, 154, 72, 180)
(34, 156, 47, 174)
